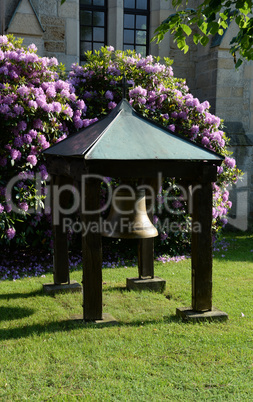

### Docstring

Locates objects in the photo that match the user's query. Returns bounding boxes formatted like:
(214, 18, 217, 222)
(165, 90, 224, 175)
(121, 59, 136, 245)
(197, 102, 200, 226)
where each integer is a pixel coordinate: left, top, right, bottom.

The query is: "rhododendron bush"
(0, 37, 241, 255)
(0, 35, 92, 247)
(68, 47, 241, 254)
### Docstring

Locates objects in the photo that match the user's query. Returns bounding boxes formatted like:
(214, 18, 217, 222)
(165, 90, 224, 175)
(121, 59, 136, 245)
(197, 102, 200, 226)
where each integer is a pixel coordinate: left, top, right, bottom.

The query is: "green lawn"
(0, 233, 253, 401)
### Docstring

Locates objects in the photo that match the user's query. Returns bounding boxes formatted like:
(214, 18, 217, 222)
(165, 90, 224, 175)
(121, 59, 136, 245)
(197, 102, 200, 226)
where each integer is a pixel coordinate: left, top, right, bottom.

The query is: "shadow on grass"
(0, 314, 182, 340)
(0, 306, 35, 321)
(0, 289, 45, 300)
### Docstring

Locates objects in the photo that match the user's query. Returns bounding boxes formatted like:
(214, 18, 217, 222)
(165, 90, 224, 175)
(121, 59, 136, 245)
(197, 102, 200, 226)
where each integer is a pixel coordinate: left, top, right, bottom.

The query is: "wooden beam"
(81, 178, 103, 321)
(191, 181, 213, 311)
(86, 160, 219, 182)
(51, 175, 71, 285)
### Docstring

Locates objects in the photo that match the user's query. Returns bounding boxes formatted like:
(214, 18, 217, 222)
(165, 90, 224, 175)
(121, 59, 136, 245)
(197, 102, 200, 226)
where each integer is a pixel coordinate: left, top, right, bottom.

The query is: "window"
(80, 0, 107, 61)
(124, 0, 149, 56)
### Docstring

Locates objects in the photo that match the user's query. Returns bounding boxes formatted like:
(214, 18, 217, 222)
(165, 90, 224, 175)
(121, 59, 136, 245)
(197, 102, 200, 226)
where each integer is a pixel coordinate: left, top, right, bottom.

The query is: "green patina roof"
(44, 99, 224, 162)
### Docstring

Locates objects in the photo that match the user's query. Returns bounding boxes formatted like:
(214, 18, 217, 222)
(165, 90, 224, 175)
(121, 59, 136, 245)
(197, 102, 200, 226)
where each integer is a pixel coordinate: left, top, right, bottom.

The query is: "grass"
(0, 232, 253, 401)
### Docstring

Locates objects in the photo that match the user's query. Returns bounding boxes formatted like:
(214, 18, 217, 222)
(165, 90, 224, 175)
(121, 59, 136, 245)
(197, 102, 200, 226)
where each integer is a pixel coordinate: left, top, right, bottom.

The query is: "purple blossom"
(17, 120, 27, 132)
(10, 149, 21, 160)
(0, 203, 4, 213)
(108, 101, 117, 110)
(129, 86, 147, 97)
(105, 90, 114, 100)
(23, 134, 32, 144)
(160, 233, 168, 241)
(33, 119, 43, 130)
(191, 125, 199, 135)
(27, 154, 37, 166)
(13, 136, 23, 147)
(168, 124, 175, 132)
(52, 102, 62, 113)
(18, 202, 29, 212)
(201, 137, 210, 146)
(225, 157, 236, 169)
(6, 228, 16, 240)
(28, 129, 37, 139)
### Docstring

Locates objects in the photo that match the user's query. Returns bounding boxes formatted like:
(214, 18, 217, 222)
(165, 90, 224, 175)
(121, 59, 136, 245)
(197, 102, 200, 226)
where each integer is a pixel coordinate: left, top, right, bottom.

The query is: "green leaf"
(193, 33, 202, 44)
(181, 24, 192, 36)
(200, 36, 209, 46)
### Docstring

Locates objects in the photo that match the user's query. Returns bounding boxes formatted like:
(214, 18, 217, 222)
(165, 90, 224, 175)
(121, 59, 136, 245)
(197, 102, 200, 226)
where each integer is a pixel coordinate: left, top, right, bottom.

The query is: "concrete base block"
(176, 307, 228, 322)
(126, 276, 166, 292)
(69, 313, 118, 325)
(43, 280, 82, 295)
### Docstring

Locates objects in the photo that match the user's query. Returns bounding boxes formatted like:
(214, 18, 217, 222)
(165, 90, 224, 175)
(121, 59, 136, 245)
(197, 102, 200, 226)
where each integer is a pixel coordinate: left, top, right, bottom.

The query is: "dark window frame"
(80, 0, 108, 62)
(123, 0, 150, 56)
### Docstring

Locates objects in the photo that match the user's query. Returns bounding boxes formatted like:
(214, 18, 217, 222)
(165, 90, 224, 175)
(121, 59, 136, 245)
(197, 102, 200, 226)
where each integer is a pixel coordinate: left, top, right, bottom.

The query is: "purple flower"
(28, 100, 38, 109)
(23, 134, 32, 144)
(0, 35, 8, 45)
(17, 120, 27, 132)
(6, 228, 16, 240)
(105, 90, 114, 100)
(10, 149, 20, 160)
(225, 157, 236, 169)
(14, 136, 24, 147)
(153, 215, 159, 225)
(28, 129, 37, 139)
(212, 208, 218, 219)
(0, 203, 4, 213)
(168, 124, 175, 132)
(217, 165, 223, 174)
(201, 137, 210, 146)
(18, 202, 29, 212)
(33, 119, 43, 130)
(74, 118, 83, 129)
(27, 154, 37, 166)
(52, 102, 62, 113)
(108, 101, 117, 110)
(191, 125, 199, 135)
(76, 99, 86, 111)
(178, 111, 187, 120)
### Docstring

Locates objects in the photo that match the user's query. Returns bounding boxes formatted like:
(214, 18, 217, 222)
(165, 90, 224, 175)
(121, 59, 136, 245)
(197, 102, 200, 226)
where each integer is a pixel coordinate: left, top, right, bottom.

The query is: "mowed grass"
(0, 233, 253, 401)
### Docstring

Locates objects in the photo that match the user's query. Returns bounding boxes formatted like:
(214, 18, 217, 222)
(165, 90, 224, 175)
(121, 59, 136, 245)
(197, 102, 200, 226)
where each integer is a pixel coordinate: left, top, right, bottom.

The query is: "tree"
(152, 0, 253, 68)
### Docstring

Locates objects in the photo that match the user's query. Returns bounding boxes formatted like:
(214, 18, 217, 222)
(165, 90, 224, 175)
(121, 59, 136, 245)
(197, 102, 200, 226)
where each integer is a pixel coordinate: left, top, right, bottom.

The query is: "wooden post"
(81, 177, 102, 321)
(137, 177, 160, 278)
(138, 238, 154, 278)
(51, 175, 70, 285)
(191, 181, 213, 311)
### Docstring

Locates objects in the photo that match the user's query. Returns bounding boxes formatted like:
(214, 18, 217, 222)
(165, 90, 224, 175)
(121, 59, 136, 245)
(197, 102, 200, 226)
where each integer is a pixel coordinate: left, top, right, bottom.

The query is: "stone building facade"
(1, 0, 253, 230)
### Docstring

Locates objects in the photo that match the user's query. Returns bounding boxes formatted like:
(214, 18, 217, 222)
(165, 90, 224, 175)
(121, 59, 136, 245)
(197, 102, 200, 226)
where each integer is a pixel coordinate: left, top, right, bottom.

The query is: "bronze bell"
(102, 187, 158, 239)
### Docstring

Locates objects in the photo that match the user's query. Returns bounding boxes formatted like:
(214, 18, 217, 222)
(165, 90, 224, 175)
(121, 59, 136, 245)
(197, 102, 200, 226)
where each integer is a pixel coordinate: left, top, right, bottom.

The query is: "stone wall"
(6, 0, 79, 70)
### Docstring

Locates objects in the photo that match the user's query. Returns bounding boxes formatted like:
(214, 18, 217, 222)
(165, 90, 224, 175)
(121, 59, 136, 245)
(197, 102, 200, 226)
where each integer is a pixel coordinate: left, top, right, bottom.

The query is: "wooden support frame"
(51, 175, 70, 285)
(191, 181, 213, 311)
(81, 177, 103, 321)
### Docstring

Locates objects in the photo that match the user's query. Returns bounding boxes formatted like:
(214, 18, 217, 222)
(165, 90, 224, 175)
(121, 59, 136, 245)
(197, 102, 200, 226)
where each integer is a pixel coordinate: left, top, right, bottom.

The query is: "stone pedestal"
(69, 313, 118, 326)
(126, 276, 166, 292)
(176, 307, 228, 322)
(43, 280, 82, 295)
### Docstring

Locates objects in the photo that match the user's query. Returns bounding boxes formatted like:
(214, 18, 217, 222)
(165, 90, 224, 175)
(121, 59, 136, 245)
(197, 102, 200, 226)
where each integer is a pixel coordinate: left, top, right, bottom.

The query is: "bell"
(102, 188, 158, 239)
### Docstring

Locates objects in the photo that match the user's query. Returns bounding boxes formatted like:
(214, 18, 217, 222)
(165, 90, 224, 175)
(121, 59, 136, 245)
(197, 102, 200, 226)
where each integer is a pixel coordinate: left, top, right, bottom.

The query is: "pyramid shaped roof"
(44, 99, 224, 163)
